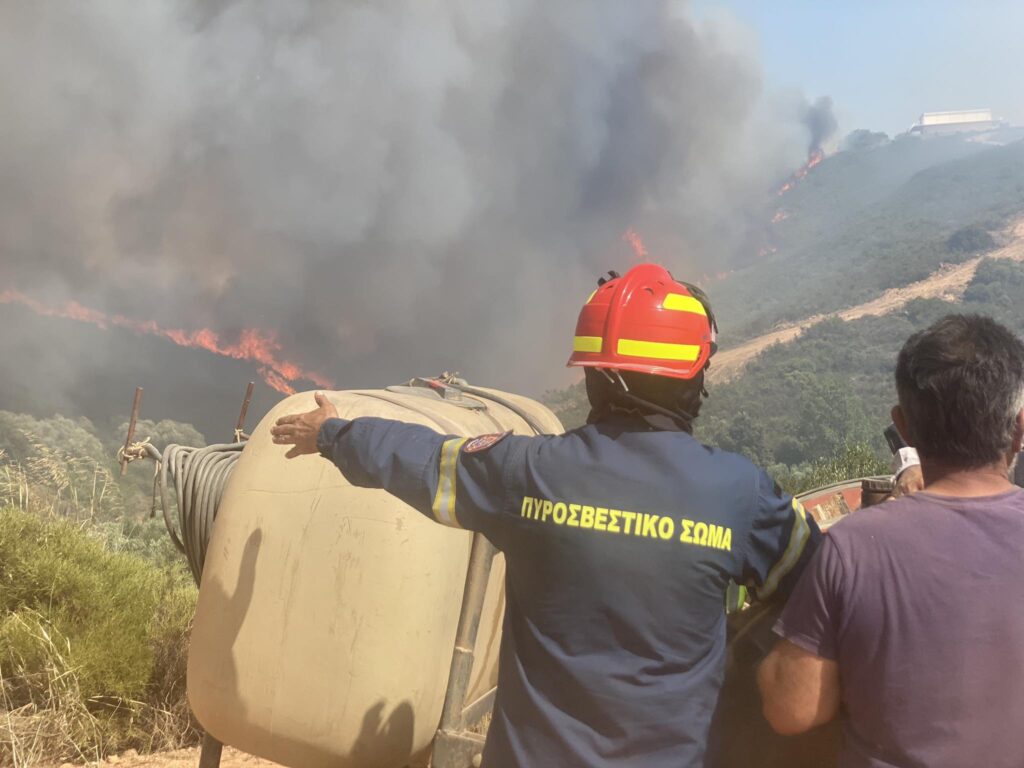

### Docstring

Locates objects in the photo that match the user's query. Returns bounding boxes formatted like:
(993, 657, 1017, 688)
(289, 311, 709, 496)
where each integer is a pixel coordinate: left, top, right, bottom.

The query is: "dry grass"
(0, 440, 123, 523)
(1, 612, 105, 767)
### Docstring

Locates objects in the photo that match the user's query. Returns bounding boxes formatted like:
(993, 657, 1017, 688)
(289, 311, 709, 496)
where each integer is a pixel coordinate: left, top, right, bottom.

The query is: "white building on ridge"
(908, 109, 1002, 136)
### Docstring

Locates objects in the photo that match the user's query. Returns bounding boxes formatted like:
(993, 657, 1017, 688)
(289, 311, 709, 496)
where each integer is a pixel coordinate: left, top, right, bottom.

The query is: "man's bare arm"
(757, 639, 840, 735)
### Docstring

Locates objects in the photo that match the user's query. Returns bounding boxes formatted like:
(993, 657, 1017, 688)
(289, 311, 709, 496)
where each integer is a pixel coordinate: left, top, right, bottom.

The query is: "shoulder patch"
(463, 431, 512, 453)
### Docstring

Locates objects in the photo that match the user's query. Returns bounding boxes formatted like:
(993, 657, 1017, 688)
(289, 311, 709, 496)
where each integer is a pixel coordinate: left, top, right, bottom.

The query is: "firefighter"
(271, 263, 821, 768)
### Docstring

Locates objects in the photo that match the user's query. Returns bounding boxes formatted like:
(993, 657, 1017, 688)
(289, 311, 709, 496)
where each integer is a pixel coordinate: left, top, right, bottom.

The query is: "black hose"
(143, 442, 244, 585)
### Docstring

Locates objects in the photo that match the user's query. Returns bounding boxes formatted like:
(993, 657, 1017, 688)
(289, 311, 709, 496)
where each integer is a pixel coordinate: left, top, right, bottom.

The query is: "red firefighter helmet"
(567, 263, 717, 380)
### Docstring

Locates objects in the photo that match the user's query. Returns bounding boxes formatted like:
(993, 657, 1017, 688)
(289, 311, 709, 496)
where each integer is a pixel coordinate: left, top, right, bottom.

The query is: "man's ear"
(891, 405, 911, 445)
(1013, 408, 1024, 454)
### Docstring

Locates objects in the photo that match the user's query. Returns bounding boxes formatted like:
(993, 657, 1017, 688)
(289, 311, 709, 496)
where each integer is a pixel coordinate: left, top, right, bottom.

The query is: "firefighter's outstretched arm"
(742, 469, 824, 602)
(271, 394, 524, 534)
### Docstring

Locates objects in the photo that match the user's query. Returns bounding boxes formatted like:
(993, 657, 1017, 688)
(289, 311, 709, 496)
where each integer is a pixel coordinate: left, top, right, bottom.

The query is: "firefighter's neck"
(921, 455, 1018, 498)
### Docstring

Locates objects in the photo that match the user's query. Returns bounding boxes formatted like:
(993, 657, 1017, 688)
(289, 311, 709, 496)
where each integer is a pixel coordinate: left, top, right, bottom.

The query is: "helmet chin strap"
(598, 368, 697, 429)
(600, 368, 630, 392)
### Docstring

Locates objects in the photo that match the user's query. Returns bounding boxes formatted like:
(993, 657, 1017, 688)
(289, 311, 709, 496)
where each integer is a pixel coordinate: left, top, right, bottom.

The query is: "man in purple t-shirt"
(757, 313, 1024, 768)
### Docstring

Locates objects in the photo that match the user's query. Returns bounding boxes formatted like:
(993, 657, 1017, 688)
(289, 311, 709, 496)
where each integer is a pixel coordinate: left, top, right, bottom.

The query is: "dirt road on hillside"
(709, 216, 1024, 383)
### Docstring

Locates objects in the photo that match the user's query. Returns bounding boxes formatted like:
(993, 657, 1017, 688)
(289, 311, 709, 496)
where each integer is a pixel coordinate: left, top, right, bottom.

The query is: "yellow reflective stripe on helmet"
(759, 499, 810, 599)
(573, 335, 603, 353)
(617, 338, 701, 361)
(431, 437, 468, 528)
(663, 293, 707, 316)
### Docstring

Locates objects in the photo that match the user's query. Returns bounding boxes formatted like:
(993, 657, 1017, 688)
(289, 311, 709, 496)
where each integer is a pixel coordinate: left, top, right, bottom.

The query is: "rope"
(116, 437, 152, 466)
(140, 442, 245, 585)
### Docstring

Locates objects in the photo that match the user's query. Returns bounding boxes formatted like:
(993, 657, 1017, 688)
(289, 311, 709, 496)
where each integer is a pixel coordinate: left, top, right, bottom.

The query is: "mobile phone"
(883, 423, 906, 454)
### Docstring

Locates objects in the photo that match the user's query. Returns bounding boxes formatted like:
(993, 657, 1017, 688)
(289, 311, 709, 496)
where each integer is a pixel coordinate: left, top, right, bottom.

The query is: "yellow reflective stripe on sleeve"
(586, 289, 597, 304)
(759, 499, 810, 599)
(663, 293, 707, 315)
(725, 582, 748, 614)
(617, 338, 701, 361)
(573, 335, 603, 353)
(431, 437, 469, 528)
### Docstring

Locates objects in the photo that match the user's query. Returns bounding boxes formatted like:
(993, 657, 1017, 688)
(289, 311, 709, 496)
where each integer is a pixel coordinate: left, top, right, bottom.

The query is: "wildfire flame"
(0, 289, 333, 395)
(696, 270, 733, 285)
(623, 228, 649, 262)
(771, 209, 789, 224)
(776, 148, 824, 196)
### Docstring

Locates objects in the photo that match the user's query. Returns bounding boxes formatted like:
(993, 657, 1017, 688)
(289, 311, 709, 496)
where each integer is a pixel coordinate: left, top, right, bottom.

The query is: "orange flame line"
(777, 148, 825, 197)
(0, 289, 333, 395)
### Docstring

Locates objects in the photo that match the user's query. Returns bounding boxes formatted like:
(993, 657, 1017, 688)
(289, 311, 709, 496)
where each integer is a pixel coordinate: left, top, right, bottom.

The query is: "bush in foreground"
(771, 442, 891, 496)
(0, 507, 197, 765)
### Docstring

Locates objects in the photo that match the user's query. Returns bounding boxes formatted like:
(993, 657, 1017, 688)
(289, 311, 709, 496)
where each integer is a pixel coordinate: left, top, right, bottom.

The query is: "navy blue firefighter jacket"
(317, 411, 821, 768)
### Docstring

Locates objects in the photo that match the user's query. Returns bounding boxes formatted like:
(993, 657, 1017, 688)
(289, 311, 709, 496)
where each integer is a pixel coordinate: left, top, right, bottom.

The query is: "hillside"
(546, 137, 1024, 470)
(710, 214, 1024, 382)
(762, 134, 991, 256)
(712, 137, 1024, 342)
(699, 256, 1024, 466)
(0, 308, 285, 441)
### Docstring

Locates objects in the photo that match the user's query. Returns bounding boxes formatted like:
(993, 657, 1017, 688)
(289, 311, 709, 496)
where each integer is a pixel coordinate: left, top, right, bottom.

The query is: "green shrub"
(0, 507, 197, 763)
(1, 512, 155, 699)
(771, 443, 891, 496)
(947, 224, 996, 254)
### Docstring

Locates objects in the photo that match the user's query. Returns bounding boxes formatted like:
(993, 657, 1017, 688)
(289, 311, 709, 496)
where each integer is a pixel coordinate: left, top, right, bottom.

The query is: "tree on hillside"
(0, 412, 122, 519)
(113, 419, 206, 452)
(962, 259, 1024, 334)
(947, 224, 996, 254)
(0, 411, 106, 465)
(841, 129, 889, 152)
(701, 410, 771, 466)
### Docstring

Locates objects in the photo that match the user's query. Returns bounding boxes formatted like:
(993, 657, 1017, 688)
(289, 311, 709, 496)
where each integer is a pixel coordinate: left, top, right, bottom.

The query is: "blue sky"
(691, 1, 1024, 137)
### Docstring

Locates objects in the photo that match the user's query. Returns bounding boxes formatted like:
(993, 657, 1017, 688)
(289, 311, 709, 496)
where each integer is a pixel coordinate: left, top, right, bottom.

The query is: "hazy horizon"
(693, 0, 1024, 137)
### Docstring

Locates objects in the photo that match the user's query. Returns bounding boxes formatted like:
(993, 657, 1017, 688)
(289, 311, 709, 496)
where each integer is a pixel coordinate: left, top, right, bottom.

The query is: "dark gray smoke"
(802, 96, 838, 154)
(0, 1, 823, 424)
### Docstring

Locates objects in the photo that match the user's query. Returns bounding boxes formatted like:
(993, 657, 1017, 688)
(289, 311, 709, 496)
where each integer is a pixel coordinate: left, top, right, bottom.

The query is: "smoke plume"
(0, 1, 826, 428)
(802, 95, 839, 154)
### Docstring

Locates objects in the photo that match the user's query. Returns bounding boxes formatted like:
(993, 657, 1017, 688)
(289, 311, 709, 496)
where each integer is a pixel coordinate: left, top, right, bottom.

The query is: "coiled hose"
(141, 442, 245, 585)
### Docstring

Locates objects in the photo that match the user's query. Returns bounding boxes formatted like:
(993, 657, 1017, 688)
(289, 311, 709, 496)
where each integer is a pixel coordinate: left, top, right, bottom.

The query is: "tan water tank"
(188, 384, 563, 768)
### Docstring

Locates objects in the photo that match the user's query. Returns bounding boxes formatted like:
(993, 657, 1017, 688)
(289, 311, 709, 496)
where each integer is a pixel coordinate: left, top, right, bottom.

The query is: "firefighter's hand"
(271, 392, 339, 459)
(893, 465, 925, 497)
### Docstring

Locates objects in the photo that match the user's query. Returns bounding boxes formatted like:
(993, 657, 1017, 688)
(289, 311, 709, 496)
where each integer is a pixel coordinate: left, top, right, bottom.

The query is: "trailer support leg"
(198, 733, 223, 768)
(432, 533, 498, 768)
